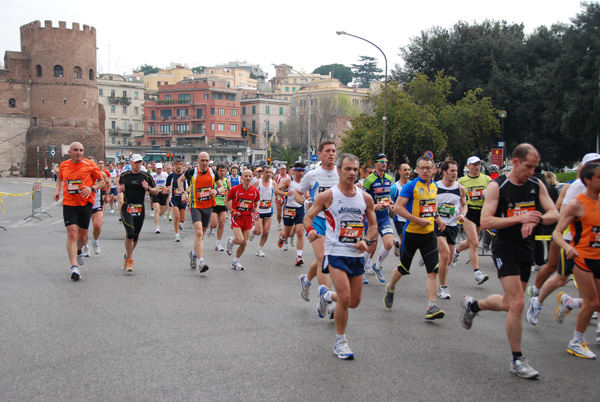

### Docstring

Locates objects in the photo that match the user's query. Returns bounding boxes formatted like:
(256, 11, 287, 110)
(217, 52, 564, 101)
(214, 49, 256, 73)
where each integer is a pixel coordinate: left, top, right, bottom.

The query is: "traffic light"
(242, 127, 248, 137)
(267, 157, 271, 164)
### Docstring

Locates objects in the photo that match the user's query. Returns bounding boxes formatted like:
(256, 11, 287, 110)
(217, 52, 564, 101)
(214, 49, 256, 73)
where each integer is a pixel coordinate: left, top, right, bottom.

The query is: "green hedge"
(555, 172, 576, 183)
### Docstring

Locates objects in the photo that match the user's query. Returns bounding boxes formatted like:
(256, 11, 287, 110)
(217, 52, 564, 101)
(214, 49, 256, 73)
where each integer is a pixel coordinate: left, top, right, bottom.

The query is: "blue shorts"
(313, 216, 326, 236)
(365, 215, 394, 238)
(322, 255, 365, 277)
(283, 206, 305, 227)
(170, 197, 188, 210)
(259, 212, 273, 219)
(109, 187, 118, 196)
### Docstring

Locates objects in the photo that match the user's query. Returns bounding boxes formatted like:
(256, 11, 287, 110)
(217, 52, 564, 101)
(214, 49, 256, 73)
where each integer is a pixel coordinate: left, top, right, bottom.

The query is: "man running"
(228, 164, 241, 187)
(460, 144, 558, 379)
(304, 153, 377, 359)
(454, 156, 491, 285)
(179, 152, 224, 273)
(434, 160, 467, 299)
(252, 166, 276, 257)
(274, 163, 289, 231)
(296, 140, 339, 301)
(166, 158, 188, 242)
(82, 156, 110, 256)
(225, 169, 261, 270)
(275, 162, 307, 265)
(389, 163, 411, 256)
(383, 155, 446, 320)
(206, 164, 231, 251)
(106, 161, 119, 214)
(53, 142, 104, 280)
(151, 163, 169, 233)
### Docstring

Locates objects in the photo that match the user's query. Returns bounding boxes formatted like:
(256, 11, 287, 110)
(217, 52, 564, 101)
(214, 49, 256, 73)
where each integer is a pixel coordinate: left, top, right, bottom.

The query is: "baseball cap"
(130, 154, 143, 163)
(373, 152, 387, 161)
(582, 153, 600, 165)
(467, 156, 481, 165)
(155, 163, 163, 169)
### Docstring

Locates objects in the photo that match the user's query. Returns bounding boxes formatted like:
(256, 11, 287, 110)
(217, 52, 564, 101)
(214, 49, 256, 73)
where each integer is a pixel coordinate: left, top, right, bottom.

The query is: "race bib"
(507, 201, 535, 217)
(437, 203, 455, 218)
(590, 226, 600, 248)
(339, 221, 364, 243)
(468, 186, 485, 201)
(66, 179, 82, 194)
(318, 186, 330, 193)
(378, 197, 391, 208)
(259, 200, 272, 209)
(196, 187, 212, 202)
(174, 189, 182, 196)
(419, 199, 437, 218)
(127, 203, 143, 216)
(238, 199, 252, 211)
(284, 207, 296, 218)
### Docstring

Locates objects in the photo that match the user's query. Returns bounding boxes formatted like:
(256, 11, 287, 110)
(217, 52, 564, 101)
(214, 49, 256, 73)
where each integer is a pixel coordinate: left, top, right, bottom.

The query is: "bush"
(555, 172, 577, 183)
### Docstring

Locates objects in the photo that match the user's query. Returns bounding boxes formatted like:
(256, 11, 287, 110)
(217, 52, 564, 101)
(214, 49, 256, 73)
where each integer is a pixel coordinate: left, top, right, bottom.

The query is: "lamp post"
(336, 30, 387, 154)
(499, 110, 507, 168)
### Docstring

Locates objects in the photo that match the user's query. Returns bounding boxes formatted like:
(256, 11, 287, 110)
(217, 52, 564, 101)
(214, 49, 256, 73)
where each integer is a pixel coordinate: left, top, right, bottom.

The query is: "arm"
(537, 181, 559, 225)
(457, 184, 468, 223)
(274, 178, 290, 197)
(395, 196, 429, 227)
(54, 176, 63, 201)
(552, 199, 583, 259)
(303, 190, 333, 242)
(359, 192, 378, 253)
(178, 171, 189, 203)
(555, 182, 571, 212)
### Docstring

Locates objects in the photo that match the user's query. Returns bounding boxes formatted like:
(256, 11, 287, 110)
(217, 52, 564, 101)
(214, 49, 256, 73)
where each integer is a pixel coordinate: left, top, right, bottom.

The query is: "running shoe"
(525, 286, 539, 297)
(226, 237, 233, 255)
(155, 226, 160, 234)
(425, 305, 445, 320)
(451, 249, 459, 267)
(294, 257, 304, 266)
(249, 229, 255, 242)
(364, 264, 374, 275)
(327, 302, 336, 319)
(290, 235, 296, 247)
(475, 270, 489, 285)
(383, 284, 395, 309)
(333, 340, 354, 360)
(526, 297, 542, 326)
(299, 274, 310, 301)
(363, 274, 368, 284)
(174, 234, 181, 242)
(110, 209, 114, 214)
(437, 286, 451, 300)
(82, 244, 91, 257)
(393, 239, 400, 257)
(256, 249, 266, 257)
(283, 241, 288, 251)
(215, 243, 224, 252)
(168, 215, 173, 221)
(163, 213, 168, 220)
(596, 329, 600, 343)
(460, 295, 476, 330)
(150, 211, 154, 218)
(77, 252, 84, 266)
(277, 233, 285, 248)
(125, 258, 134, 272)
(592, 311, 598, 320)
(198, 261, 209, 273)
(278, 223, 282, 231)
(179, 222, 184, 230)
(70, 266, 81, 281)
(92, 240, 101, 254)
(567, 340, 596, 359)
(316, 285, 329, 318)
(189, 251, 197, 269)
(232, 261, 244, 271)
(555, 291, 572, 324)
(206, 227, 214, 238)
(372, 265, 385, 282)
(509, 356, 539, 379)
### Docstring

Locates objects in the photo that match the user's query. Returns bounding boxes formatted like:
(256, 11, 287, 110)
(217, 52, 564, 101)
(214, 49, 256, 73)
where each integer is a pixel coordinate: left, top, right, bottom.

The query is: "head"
(197, 152, 210, 172)
(466, 156, 481, 176)
(440, 160, 458, 182)
(87, 155, 95, 164)
(289, 166, 295, 176)
(373, 153, 388, 175)
(399, 163, 411, 180)
(155, 163, 163, 174)
(68, 142, 84, 162)
(293, 162, 306, 180)
(318, 140, 337, 168)
(363, 165, 375, 177)
(336, 153, 360, 185)
(217, 163, 227, 180)
(108, 161, 115, 171)
(174, 158, 183, 173)
(278, 164, 287, 175)
(580, 162, 600, 192)
(230, 165, 238, 176)
(241, 169, 253, 186)
(130, 154, 144, 173)
(544, 171, 558, 187)
(416, 156, 435, 182)
(263, 166, 273, 180)
(165, 163, 172, 174)
(511, 143, 540, 184)
(97, 160, 105, 169)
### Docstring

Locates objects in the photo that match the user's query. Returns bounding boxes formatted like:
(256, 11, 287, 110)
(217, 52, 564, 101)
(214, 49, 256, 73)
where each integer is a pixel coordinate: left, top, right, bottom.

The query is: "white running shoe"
(567, 340, 596, 359)
(278, 223, 282, 231)
(334, 340, 354, 360)
(110, 209, 114, 214)
(232, 261, 244, 271)
(555, 291, 572, 324)
(155, 226, 160, 234)
(70, 266, 81, 281)
(475, 270, 489, 285)
(77, 253, 84, 266)
(290, 235, 296, 247)
(364, 265, 375, 275)
(179, 222, 184, 230)
(299, 274, 311, 301)
(92, 240, 101, 254)
(256, 249, 265, 257)
(509, 356, 539, 379)
(526, 297, 542, 326)
(393, 239, 400, 257)
(437, 286, 451, 299)
(189, 251, 197, 269)
(174, 234, 181, 242)
(226, 237, 234, 255)
(316, 285, 329, 318)
(215, 243, 224, 251)
(283, 241, 288, 251)
(206, 227, 214, 238)
(451, 249, 459, 267)
(249, 229, 255, 242)
(82, 244, 91, 257)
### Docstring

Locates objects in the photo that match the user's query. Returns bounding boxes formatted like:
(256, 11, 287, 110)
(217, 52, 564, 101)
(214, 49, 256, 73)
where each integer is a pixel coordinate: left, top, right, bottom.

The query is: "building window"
(83, 99, 87, 105)
(231, 124, 237, 132)
(123, 106, 127, 114)
(178, 94, 190, 100)
(165, 140, 171, 147)
(242, 106, 246, 115)
(252, 106, 256, 114)
(150, 125, 155, 134)
(134, 122, 139, 130)
(160, 125, 172, 134)
(151, 110, 156, 120)
(177, 109, 188, 117)
(134, 107, 139, 115)
(73, 66, 82, 79)
(165, 95, 171, 101)
(176, 124, 189, 132)
(111, 121, 116, 130)
(36, 65, 42, 77)
(196, 109, 203, 119)
(134, 92, 139, 99)
(293, 78, 297, 84)
(252, 135, 256, 144)
(218, 108, 225, 116)
(151, 140, 157, 146)
(266, 106, 270, 115)
(279, 122, 283, 132)
(54, 65, 63, 77)
(211, 108, 215, 115)
(204, 93, 209, 99)
(42, 98, 45, 104)
(111, 105, 115, 114)
(218, 124, 224, 131)
(292, 87, 296, 92)
(111, 136, 116, 145)
(211, 123, 215, 131)
(63, 98, 67, 104)
(251, 120, 256, 132)
(285, 87, 289, 92)
(231, 109, 237, 117)
(111, 89, 116, 97)
(99, 89, 103, 96)
(123, 121, 128, 132)
(122, 91, 127, 97)
(279, 107, 284, 116)
(9, 98, 16, 108)
(88, 69, 94, 80)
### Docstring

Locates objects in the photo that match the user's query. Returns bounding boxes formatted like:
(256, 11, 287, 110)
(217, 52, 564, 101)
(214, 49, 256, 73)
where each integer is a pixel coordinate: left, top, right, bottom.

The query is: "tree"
(271, 143, 302, 166)
(351, 56, 384, 88)
(132, 64, 159, 75)
(192, 66, 206, 74)
(312, 64, 353, 85)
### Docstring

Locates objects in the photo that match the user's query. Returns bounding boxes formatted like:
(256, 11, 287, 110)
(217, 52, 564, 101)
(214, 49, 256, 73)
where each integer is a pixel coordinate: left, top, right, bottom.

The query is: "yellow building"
(190, 67, 257, 90)
(143, 65, 193, 92)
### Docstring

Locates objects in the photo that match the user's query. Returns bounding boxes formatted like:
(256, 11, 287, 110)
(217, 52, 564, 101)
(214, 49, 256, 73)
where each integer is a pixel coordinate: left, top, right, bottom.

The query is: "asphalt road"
(1, 178, 599, 401)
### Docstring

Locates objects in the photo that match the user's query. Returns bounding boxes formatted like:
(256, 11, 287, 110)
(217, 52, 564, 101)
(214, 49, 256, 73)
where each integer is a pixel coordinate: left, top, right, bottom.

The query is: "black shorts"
(283, 206, 305, 227)
(574, 257, 600, 279)
(213, 205, 228, 214)
(92, 205, 104, 215)
(465, 207, 482, 227)
(120, 203, 145, 241)
(151, 192, 169, 206)
(398, 231, 439, 275)
(191, 207, 212, 227)
(492, 255, 532, 283)
(557, 248, 574, 277)
(63, 203, 93, 229)
(435, 224, 459, 245)
(394, 220, 406, 236)
(170, 196, 187, 210)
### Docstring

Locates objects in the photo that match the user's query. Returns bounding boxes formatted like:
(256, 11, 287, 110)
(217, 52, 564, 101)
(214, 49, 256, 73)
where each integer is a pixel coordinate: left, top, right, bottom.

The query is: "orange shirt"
(58, 158, 103, 206)
(569, 193, 600, 260)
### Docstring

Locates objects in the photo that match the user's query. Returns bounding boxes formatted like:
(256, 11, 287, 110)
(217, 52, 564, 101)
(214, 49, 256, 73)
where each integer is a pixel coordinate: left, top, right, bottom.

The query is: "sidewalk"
(0, 177, 61, 228)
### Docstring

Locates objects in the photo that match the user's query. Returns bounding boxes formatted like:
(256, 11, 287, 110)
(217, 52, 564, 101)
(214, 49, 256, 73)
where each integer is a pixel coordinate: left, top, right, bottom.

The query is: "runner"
(252, 166, 276, 257)
(166, 158, 188, 242)
(274, 163, 289, 231)
(361, 153, 395, 283)
(383, 155, 446, 320)
(275, 162, 307, 265)
(224, 169, 261, 270)
(304, 153, 378, 359)
(228, 164, 241, 187)
(179, 152, 225, 273)
(82, 156, 110, 257)
(389, 163, 411, 255)
(434, 160, 467, 299)
(118, 154, 159, 272)
(454, 156, 492, 285)
(295, 140, 339, 302)
(151, 163, 169, 234)
(165, 162, 173, 221)
(250, 166, 263, 186)
(206, 164, 231, 251)
(106, 161, 119, 213)
(53, 142, 104, 280)
(460, 144, 558, 379)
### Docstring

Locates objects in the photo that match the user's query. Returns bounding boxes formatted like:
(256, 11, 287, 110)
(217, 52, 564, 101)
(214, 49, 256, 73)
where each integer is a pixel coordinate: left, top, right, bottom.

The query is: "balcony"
(155, 99, 191, 105)
(108, 96, 132, 106)
(108, 128, 132, 136)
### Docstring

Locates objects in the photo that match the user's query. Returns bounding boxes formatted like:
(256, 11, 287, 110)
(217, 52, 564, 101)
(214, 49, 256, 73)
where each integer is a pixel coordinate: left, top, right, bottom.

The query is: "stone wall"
(0, 115, 29, 177)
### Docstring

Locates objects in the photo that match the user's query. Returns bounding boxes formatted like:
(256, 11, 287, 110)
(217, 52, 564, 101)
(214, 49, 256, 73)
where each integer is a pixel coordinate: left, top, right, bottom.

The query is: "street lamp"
(336, 30, 387, 154)
(499, 110, 507, 168)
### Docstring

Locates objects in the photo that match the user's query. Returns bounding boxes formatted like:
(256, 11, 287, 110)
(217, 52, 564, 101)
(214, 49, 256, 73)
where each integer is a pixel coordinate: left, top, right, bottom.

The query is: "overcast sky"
(0, 0, 588, 78)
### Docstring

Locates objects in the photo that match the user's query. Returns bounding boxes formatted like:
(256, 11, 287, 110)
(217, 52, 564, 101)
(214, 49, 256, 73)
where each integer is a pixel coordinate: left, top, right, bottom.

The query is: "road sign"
(424, 150, 434, 158)
(116, 152, 120, 156)
(491, 148, 504, 166)
(48, 145, 56, 159)
(311, 154, 318, 162)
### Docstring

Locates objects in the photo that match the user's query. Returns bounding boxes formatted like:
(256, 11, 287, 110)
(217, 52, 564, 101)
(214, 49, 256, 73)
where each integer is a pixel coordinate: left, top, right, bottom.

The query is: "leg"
(330, 268, 363, 335)
(308, 236, 331, 289)
(573, 267, 600, 334)
(65, 225, 79, 266)
(460, 219, 480, 271)
(217, 211, 227, 240)
(92, 211, 103, 241)
(534, 240, 561, 289)
(537, 273, 570, 304)
(153, 202, 160, 228)
(259, 217, 272, 247)
(173, 207, 181, 234)
(193, 221, 205, 259)
(438, 236, 450, 287)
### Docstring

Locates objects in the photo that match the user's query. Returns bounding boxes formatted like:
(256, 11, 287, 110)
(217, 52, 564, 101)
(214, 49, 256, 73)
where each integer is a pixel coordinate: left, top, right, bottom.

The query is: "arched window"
(9, 98, 16, 108)
(36, 65, 42, 77)
(89, 69, 94, 80)
(73, 66, 82, 79)
(54, 65, 63, 77)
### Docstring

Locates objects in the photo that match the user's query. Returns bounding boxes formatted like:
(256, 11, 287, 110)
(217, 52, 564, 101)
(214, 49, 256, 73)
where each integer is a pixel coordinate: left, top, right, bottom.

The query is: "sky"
(0, 0, 589, 78)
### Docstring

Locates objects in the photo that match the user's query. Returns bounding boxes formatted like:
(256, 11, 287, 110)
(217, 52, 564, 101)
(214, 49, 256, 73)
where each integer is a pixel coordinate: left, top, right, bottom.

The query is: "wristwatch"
(363, 238, 377, 246)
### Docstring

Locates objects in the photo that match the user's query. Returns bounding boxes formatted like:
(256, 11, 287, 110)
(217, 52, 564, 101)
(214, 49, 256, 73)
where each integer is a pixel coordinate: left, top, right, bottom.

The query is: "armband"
(306, 226, 315, 235)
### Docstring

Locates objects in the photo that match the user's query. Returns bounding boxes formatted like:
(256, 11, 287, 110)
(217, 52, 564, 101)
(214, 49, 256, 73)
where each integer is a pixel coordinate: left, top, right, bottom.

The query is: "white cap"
(155, 163, 163, 169)
(582, 153, 600, 165)
(130, 154, 143, 162)
(466, 156, 481, 165)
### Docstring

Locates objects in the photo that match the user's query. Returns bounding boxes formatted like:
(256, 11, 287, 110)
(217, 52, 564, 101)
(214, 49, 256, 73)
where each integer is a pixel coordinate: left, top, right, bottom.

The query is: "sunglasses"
(295, 168, 306, 172)
(376, 159, 388, 164)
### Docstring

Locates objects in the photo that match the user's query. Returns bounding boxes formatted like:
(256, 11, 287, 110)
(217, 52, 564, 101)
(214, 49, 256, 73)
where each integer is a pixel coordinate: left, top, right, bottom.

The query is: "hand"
(53, 192, 60, 202)
(354, 239, 368, 253)
(118, 184, 124, 194)
(521, 222, 537, 238)
(307, 230, 321, 242)
(520, 210, 543, 225)
(232, 210, 241, 218)
(181, 192, 188, 202)
(436, 218, 446, 232)
(374, 204, 383, 211)
(457, 213, 465, 223)
(253, 211, 260, 221)
(565, 245, 579, 259)
(209, 189, 217, 196)
(80, 186, 93, 198)
(416, 217, 430, 227)
(141, 180, 148, 190)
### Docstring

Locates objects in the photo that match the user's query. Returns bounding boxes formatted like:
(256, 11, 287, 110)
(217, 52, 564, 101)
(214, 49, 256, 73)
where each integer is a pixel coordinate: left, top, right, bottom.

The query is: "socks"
(566, 297, 582, 310)
(376, 246, 390, 269)
(512, 351, 523, 362)
(572, 330, 584, 343)
(303, 276, 311, 286)
(428, 300, 436, 307)
(297, 250, 303, 257)
(470, 300, 480, 313)
(336, 334, 347, 343)
(233, 257, 239, 264)
(533, 298, 542, 309)
(324, 290, 333, 303)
